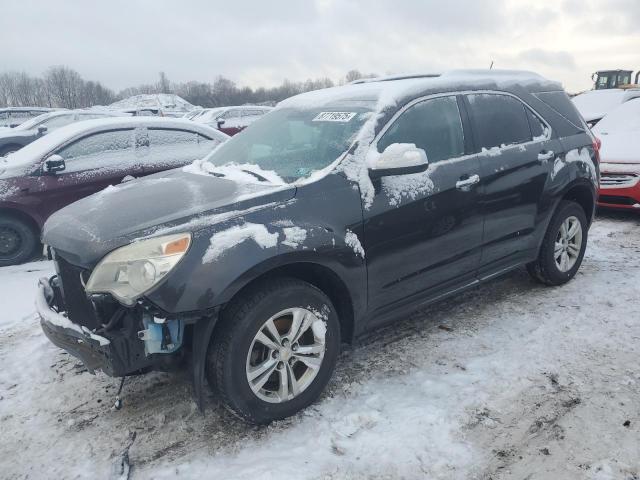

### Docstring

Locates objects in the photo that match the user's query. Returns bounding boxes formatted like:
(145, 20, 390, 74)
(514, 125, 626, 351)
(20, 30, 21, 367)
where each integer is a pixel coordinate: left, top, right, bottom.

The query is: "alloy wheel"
(245, 307, 326, 403)
(554, 215, 582, 272)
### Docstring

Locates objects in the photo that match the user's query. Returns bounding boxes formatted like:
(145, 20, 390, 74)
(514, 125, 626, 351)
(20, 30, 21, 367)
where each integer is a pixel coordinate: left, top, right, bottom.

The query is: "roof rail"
(350, 73, 442, 85)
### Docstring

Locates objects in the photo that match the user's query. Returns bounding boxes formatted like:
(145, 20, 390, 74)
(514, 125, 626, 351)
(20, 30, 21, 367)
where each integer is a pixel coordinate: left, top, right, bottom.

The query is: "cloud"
(518, 49, 577, 69)
(0, 0, 636, 94)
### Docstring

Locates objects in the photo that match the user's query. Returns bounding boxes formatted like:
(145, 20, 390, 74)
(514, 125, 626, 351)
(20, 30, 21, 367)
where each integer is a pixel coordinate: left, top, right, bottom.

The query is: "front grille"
(600, 173, 639, 189)
(54, 254, 101, 330)
(598, 195, 638, 206)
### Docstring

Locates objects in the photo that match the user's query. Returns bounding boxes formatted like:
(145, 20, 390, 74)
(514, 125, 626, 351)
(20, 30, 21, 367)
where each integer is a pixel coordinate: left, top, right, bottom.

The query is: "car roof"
(0, 107, 63, 113)
(5, 117, 228, 168)
(278, 69, 561, 110)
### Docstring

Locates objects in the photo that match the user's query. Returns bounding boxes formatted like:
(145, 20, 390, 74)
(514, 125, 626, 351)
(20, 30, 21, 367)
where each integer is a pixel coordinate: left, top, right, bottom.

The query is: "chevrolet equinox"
(37, 70, 599, 424)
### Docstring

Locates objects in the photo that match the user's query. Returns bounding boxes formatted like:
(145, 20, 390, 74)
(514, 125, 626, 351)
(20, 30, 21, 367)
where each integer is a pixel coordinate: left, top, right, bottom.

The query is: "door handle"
(538, 150, 554, 162)
(456, 174, 480, 190)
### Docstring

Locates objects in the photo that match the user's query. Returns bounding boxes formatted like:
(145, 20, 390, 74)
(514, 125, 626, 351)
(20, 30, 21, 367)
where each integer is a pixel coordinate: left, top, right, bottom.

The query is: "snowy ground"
(0, 212, 639, 480)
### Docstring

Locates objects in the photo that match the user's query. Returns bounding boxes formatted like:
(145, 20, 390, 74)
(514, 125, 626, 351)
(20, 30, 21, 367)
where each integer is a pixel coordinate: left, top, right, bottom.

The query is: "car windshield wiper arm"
(240, 169, 270, 182)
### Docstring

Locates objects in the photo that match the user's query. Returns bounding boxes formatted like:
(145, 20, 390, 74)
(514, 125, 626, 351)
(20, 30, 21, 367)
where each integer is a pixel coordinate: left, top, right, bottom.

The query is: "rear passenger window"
(377, 96, 465, 163)
(467, 94, 531, 150)
(526, 109, 547, 139)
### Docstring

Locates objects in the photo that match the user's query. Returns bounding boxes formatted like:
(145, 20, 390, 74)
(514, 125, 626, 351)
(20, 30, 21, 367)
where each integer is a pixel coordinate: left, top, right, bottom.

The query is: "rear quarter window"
(533, 91, 586, 132)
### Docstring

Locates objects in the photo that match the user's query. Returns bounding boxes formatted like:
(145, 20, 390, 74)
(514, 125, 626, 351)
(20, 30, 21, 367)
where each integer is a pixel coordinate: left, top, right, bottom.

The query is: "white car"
(572, 88, 640, 128)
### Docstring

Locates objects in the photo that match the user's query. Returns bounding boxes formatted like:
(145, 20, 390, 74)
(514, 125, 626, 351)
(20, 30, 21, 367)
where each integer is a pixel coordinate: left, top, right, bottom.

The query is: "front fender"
(145, 173, 367, 317)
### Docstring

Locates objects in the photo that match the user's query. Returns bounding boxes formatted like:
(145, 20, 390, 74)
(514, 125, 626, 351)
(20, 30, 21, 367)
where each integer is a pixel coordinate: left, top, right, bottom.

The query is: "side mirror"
(44, 154, 66, 174)
(217, 119, 226, 128)
(37, 126, 48, 136)
(369, 143, 429, 179)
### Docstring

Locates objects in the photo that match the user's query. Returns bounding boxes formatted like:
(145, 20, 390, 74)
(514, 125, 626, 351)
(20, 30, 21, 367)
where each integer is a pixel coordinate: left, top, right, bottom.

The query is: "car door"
(362, 95, 484, 326)
(138, 128, 223, 175)
(463, 92, 563, 276)
(35, 128, 142, 220)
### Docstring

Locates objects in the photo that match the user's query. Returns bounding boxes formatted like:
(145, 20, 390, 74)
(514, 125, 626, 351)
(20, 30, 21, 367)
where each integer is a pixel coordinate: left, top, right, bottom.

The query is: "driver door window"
(377, 96, 465, 163)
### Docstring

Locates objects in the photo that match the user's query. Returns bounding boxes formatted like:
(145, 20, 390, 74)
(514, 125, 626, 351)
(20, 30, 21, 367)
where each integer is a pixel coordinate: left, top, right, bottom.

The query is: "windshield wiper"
(240, 169, 270, 182)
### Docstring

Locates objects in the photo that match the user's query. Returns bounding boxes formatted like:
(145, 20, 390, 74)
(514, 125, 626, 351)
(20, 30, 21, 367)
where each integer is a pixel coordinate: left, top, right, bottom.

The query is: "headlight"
(86, 233, 191, 305)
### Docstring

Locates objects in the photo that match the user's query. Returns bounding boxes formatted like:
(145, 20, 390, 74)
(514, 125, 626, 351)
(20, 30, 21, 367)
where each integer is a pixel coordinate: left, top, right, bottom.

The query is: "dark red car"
(0, 117, 228, 265)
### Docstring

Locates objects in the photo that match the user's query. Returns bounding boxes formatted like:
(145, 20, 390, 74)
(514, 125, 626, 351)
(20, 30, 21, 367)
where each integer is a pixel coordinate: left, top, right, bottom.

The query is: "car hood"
(597, 132, 640, 164)
(43, 168, 296, 267)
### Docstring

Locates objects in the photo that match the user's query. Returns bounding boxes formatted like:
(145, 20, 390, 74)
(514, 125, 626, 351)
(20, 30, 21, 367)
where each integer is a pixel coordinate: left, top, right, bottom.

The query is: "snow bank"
(202, 223, 279, 263)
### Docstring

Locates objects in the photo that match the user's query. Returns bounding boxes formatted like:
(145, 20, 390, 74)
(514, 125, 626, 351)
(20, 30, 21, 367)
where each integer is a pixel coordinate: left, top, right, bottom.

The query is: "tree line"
(0, 66, 375, 109)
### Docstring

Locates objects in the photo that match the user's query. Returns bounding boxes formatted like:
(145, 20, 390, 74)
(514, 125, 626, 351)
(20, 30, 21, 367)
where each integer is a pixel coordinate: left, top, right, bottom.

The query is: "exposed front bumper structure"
(37, 277, 150, 376)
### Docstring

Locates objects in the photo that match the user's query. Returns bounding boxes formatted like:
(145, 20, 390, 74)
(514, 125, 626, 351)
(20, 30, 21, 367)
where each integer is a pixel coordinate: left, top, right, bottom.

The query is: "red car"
(0, 117, 228, 265)
(593, 99, 640, 210)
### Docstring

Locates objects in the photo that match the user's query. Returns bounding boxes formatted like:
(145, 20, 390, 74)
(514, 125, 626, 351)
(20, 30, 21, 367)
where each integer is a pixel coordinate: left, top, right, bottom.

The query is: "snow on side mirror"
(44, 154, 66, 174)
(369, 143, 429, 179)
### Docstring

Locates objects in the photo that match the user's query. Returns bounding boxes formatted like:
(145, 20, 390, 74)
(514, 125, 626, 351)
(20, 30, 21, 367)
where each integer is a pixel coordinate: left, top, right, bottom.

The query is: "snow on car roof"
(109, 94, 196, 113)
(2, 116, 228, 174)
(279, 69, 560, 110)
(572, 88, 640, 122)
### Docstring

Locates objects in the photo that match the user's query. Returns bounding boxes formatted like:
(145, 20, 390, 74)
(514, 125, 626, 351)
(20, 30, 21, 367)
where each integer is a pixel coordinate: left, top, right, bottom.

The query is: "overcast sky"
(1, 0, 639, 93)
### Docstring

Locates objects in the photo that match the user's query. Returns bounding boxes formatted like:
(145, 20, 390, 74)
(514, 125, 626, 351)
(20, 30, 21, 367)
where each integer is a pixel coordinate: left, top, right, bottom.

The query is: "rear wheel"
(207, 277, 340, 424)
(527, 201, 588, 285)
(0, 215, 39, 266)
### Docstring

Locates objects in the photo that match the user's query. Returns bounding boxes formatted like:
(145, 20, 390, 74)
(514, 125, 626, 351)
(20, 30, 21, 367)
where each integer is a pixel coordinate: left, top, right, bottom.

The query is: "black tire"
(207, 277, 341, 424)
(0, 144, 21, 157)
(0, 215, 39, 267)
(527, 200, 588, 286)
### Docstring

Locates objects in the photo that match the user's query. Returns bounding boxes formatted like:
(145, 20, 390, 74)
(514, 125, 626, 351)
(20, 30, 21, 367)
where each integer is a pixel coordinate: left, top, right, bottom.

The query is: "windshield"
(203, 106, 373, 182)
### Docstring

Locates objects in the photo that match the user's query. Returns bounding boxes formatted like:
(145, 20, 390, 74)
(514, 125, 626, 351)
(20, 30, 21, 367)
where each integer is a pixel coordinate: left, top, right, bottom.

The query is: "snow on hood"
(572, 89, 640, 122)
(593, 99, 640, 164)
(596, 132, 640, 164)
(42, 169, 295, 266)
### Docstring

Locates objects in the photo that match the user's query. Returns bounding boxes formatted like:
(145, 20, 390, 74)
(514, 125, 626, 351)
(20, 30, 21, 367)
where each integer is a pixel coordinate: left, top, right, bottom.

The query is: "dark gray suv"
(37, 70, 598, 424)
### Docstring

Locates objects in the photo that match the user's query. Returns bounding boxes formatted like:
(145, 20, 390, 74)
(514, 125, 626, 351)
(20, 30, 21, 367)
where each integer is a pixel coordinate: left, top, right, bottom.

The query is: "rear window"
(466, 93, 531, 150)
(533, 91, 586, 131)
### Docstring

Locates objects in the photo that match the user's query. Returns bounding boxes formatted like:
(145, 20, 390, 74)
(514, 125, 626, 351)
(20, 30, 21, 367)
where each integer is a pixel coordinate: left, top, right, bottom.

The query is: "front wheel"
(0, 215, 39, 267)
(207, 277, 340, 424)
(527, 200, 588, 286)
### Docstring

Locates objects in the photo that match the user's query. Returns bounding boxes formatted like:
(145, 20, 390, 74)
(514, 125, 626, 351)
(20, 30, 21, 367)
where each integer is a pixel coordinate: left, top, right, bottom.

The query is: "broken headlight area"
(41, 252, 192, 377)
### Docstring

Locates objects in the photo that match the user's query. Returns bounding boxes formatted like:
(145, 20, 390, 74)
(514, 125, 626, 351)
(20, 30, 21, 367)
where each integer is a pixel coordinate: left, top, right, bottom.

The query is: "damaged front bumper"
(37, 277, 148, 376)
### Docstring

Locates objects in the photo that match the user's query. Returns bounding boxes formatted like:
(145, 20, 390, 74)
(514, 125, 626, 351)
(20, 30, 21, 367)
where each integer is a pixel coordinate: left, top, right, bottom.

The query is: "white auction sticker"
(312, 112, 357, 122)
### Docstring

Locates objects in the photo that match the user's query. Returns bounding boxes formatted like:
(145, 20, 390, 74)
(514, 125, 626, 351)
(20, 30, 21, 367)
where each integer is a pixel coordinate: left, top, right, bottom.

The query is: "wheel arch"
(217, 261, 356, 345)
(0, 207, 41, 237)
(561, 180, 596, 225)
